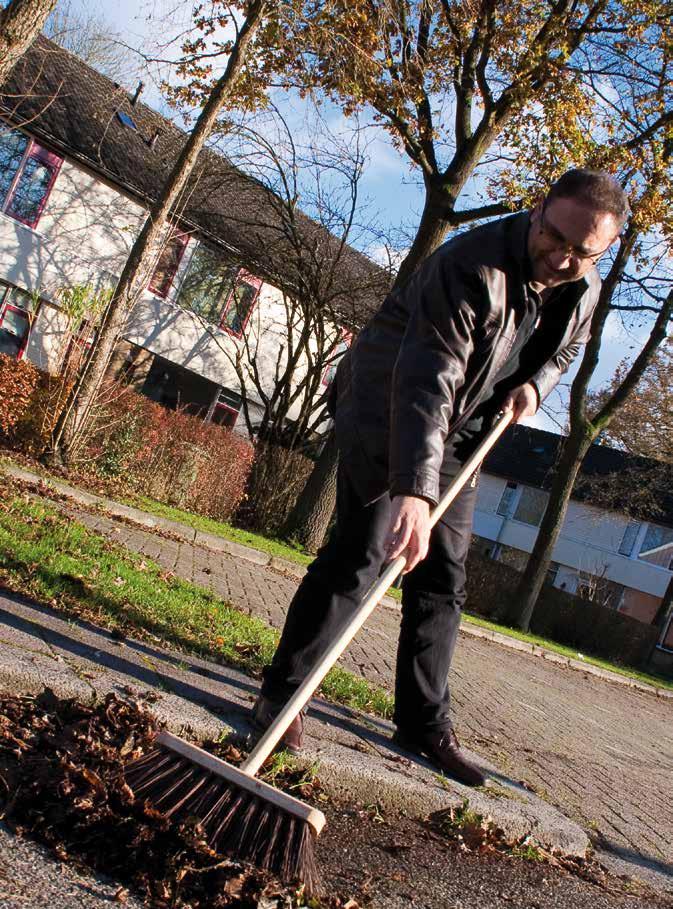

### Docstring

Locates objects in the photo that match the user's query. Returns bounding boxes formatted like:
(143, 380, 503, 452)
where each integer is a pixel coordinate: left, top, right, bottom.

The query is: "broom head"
(125, 730, 325, 893)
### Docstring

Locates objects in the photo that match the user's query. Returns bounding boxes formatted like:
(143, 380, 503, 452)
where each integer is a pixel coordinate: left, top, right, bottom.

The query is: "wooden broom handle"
(242, 410, 514, 776)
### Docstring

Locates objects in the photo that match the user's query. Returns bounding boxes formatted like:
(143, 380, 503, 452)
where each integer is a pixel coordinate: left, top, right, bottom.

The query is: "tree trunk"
(47, 0, 267, 464)
(652, 574, 673, 636)
(393, 180, 456, 290)
(501, 425, 595, 631)
(0, 0, 57, 83)
(282, 429, 339, 553)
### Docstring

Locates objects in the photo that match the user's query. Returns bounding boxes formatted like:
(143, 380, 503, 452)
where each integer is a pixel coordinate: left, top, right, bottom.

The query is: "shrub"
(87, 386, 254, 522)
(0, 354, 40, 436)
(236, 441, 315, 534)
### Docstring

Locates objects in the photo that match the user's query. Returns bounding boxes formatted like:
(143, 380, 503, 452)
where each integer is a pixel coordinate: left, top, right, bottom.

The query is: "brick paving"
(28, 505, 673, 888)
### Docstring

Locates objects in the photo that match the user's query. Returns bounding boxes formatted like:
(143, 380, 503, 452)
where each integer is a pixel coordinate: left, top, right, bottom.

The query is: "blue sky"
(54, 0, 654, 433)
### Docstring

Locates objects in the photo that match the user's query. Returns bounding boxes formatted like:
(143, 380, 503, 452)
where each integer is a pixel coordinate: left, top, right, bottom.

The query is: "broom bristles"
(125, 741, 320, 894)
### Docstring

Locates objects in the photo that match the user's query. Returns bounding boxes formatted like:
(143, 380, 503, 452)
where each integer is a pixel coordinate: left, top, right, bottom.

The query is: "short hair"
(546, 168, 630, 229)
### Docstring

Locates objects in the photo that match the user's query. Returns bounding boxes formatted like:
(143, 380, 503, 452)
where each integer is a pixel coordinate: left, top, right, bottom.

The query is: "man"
(253, 169, 628, 786)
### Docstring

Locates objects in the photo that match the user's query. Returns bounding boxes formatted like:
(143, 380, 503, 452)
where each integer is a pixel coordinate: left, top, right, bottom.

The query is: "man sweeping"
(253, 169, 629, 786)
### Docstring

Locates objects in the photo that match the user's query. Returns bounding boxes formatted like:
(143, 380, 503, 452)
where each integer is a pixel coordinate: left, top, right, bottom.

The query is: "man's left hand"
(502, 383, 539, 423)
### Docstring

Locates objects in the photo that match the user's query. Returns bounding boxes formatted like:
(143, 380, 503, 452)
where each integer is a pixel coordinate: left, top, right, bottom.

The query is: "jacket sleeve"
(388, 251, 487, 505)
(529, 281, 599, 404)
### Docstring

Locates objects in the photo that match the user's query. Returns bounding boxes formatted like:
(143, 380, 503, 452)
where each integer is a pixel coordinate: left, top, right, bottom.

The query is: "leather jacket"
(333, 211, 601, 507)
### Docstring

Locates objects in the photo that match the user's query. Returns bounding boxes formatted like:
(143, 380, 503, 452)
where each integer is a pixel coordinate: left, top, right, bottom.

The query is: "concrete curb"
(2, 460, 671, 701)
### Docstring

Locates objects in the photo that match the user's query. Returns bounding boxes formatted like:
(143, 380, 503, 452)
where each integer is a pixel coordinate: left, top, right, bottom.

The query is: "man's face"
(527, 196, 621, 288)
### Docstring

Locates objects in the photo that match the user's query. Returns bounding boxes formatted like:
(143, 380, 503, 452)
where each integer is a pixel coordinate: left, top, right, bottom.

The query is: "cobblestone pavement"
(33, 504, 673, 892)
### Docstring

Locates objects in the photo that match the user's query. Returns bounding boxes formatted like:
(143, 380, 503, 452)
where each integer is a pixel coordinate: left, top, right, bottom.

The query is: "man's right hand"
(385, 495, 431, 573)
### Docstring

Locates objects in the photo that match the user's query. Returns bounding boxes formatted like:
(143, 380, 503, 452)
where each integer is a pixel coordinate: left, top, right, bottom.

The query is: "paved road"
(72, 505, 673, 893)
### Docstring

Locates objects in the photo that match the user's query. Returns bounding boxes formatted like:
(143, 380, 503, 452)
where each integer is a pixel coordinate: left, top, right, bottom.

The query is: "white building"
(476, 424, 673, 651)
(0, 36, 384, 432)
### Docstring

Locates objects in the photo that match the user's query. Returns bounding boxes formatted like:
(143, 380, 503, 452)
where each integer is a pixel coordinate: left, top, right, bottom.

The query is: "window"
(62, 318, 96, 373)
(0, 127, 62, 228)
(545, 561, 560, 586)
(618, 521, 641, 556)
(0, 282, 34, 359)
(221, 271, 261, 337)
(116, 111, 138, 131)
(176, 243, 260, 336)
(148, 229, 189, 298)
(638, 524, 673, 561)
(496, 481, 518, 517)
(513, 486, 548, 526)
(177, 244, 238, 323)
(210, 387, 242, 429)
(322, 331, 352, 386)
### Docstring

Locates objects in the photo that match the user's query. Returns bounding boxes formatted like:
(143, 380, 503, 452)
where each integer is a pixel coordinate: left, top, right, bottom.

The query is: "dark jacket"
(333, 212, 601, 506)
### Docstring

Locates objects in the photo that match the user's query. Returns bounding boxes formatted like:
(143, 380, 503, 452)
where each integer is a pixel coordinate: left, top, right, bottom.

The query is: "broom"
(124, 411, 513, 891)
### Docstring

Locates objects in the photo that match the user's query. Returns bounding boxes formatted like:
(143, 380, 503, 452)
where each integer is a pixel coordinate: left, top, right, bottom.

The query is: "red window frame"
(322, 329, 352, 386)
(0, 302, 31, 359)
(219, 270, 262, 339)
(212, 402, 239, 428)
(148, 228, 189, 298)
(1, 139, 62, 229)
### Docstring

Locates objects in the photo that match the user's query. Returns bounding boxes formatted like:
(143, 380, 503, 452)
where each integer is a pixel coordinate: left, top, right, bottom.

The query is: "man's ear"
(530, 198, 544, 225)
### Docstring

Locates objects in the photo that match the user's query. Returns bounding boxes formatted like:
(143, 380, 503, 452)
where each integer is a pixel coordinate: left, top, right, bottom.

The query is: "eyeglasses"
(539, 208, 610, 267)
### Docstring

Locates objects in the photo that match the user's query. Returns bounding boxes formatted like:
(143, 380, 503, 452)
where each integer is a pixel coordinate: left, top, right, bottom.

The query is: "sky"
(50, 0, 660, 435)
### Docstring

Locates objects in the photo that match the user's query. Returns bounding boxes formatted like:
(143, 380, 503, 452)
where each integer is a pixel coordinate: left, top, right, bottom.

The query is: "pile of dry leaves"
(0, 689, 326, 908)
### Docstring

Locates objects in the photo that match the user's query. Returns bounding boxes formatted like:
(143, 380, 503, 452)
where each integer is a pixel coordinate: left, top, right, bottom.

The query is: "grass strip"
(0, 488, 393, 719)
(127, 495, 314, 567)
(462, 613, 673, 691)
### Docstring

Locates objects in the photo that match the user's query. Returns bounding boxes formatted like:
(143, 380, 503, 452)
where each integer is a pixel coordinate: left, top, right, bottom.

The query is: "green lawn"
(0, 487, 393, 719)
(461, 613, 673, 691)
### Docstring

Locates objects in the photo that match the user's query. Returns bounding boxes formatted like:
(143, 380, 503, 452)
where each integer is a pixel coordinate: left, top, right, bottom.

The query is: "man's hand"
(502, 383, 539, 423)
(385, 495, 431, 574)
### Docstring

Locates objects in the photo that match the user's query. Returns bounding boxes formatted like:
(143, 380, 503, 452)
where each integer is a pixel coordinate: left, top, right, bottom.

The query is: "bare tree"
(0, 0, 57, 83)
(168, 109, 390, 533)
(47, 0, 269, 465)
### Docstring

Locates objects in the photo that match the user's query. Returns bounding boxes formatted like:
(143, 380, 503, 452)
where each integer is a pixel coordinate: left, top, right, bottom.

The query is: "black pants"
(261, 462, 478, 733)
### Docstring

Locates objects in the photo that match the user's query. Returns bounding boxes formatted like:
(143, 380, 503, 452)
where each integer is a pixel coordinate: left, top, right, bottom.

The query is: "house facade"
(0, 37, 382, 433)
(474, 425, 673, 651)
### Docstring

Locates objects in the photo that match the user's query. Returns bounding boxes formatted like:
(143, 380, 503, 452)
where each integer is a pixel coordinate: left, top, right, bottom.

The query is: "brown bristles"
(125, 744, 320, 895)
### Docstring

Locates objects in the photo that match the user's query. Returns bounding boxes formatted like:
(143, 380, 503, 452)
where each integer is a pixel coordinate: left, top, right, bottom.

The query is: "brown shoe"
(252, 695, 304, 754)
(393, 726, 486, 787)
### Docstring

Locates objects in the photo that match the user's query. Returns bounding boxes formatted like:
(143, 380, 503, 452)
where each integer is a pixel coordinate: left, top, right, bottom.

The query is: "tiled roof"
(484, 424, 673, 526)
(0, 37, 389, 327)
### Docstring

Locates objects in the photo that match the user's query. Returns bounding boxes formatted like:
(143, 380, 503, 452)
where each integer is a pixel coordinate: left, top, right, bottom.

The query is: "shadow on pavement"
(596, 834, 673, 884)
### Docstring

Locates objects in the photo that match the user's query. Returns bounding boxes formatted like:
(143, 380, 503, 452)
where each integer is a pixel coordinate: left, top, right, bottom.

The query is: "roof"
(484, 424, 673, 527)
(0, 37, 389, 328)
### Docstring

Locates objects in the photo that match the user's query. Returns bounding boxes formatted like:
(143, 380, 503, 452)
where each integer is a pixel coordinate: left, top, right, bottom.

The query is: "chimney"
(130, 81, 144, 105)
(149, 129, 162, 150)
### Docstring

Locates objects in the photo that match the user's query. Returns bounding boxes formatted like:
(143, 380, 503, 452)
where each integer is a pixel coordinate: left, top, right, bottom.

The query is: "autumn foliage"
(87, 389, 254, 522)
(0, 355, 254, 522)
(0, 353, 40, 435)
